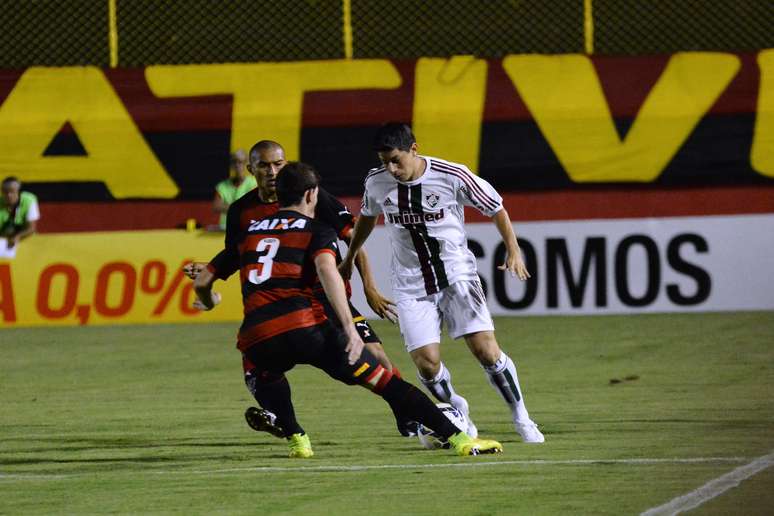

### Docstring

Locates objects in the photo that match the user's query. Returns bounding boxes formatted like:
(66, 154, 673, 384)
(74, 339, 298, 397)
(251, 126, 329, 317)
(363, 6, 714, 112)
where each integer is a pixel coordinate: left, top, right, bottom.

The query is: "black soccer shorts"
(321, 300, 382, 345)
(243, 321, 393, 392)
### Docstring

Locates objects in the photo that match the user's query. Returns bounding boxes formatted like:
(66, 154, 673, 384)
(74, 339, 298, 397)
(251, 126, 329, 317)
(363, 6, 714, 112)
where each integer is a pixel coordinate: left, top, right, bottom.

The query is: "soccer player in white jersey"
(341, 123, 544, 443)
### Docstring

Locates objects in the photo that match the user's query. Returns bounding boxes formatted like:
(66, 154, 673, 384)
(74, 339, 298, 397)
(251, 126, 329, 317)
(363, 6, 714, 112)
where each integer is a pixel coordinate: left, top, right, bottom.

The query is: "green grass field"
(2, 312, 773, 515)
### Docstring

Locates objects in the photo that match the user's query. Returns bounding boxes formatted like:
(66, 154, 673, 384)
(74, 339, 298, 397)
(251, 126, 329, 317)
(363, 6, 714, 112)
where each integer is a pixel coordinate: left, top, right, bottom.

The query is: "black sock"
(252, 375, 304, 437)
(380, 377, 459, 440)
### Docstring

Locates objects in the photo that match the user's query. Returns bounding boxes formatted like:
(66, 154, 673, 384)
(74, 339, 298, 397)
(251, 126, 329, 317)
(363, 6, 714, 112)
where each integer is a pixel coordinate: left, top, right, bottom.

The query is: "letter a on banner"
(0, 67, 178, 198)
(503, 53, 739, 183)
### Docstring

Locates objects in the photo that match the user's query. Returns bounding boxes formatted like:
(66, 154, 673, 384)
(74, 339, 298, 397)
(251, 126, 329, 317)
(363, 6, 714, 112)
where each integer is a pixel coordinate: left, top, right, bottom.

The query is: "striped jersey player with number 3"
(341, 123, 544, 443)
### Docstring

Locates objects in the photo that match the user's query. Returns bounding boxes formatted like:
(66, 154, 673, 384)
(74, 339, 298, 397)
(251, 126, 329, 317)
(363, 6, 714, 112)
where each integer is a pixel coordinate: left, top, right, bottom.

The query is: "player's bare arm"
(493, 208, 530, 281)
(316, 252, 364, 364)
(192, 267, 222, 311)
(340, 215, 377, 280)
(342, 227, 398, 323)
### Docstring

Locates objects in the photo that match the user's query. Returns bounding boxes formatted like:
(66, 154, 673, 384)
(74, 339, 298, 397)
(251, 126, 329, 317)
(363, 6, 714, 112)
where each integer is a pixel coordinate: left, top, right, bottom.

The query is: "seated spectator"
(0, 176, 39, 258)
(212, 149, 256, 231)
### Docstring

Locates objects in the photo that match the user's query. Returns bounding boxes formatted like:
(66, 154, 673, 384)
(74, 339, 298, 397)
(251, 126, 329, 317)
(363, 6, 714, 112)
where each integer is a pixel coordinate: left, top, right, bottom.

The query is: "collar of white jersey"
(394, 156, 431, 185)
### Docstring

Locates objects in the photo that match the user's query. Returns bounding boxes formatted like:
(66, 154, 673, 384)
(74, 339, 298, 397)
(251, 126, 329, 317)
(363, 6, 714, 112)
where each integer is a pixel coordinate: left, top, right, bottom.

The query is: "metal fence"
(1, 0, 772, 67)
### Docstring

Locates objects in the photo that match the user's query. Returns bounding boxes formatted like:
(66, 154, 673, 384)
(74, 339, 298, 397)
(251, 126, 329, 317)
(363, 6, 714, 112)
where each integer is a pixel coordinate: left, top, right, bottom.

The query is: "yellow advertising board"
(0, 230, 244, 328)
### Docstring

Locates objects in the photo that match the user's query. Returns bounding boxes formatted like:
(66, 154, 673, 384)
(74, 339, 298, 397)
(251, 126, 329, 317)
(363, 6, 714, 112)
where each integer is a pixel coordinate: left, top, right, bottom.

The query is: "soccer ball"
(416, 403, 468, 450)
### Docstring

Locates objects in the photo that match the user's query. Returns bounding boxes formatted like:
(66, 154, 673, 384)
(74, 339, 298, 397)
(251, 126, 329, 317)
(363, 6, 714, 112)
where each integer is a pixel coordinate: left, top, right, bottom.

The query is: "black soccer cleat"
(244, 406, 285, 439)
(397, 419, 420, 437)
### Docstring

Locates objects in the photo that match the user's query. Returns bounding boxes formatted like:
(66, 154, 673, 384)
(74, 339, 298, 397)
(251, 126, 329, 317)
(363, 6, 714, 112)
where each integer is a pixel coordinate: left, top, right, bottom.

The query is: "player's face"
(1, 182, 20, 207)
(378, 145, 418, 182)
(250, 147, 287, 194)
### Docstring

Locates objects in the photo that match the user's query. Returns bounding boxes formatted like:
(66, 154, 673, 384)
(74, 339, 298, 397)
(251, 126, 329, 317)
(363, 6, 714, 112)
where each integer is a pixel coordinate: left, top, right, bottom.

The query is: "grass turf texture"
(1, 312, 773, 515)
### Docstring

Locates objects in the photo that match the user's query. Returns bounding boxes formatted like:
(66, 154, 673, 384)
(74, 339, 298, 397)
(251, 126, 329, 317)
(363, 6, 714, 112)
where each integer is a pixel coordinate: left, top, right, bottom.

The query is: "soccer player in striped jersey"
(341, 123, 544, 443)
(193, 162, 503, 457)
(186, 140, 415, 438)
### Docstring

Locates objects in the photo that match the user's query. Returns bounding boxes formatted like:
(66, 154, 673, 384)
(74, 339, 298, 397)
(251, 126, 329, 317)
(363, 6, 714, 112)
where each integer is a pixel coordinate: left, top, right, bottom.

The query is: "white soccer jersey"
(360, 156, 503, 301)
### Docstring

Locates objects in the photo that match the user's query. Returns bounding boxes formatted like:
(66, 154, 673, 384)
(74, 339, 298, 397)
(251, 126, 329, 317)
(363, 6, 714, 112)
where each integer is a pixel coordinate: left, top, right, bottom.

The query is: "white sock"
(418, 362, 470, 417)
(483, 352, 531, 423)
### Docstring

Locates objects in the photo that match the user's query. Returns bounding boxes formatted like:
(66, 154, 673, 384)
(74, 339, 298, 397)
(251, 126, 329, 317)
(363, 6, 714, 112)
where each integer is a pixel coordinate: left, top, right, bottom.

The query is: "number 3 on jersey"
(248, 237, 280, 285)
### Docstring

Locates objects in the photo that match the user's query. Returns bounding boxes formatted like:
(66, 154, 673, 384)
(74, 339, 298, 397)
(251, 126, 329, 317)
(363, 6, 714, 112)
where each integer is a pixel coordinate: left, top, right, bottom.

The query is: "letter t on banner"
(146, 60, 401, 160)
(413, 56, 488, 171)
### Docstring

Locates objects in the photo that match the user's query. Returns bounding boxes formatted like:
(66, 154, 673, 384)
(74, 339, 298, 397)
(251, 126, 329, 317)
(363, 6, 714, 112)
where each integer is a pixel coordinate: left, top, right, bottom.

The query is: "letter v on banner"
(502, 53, 740, 183)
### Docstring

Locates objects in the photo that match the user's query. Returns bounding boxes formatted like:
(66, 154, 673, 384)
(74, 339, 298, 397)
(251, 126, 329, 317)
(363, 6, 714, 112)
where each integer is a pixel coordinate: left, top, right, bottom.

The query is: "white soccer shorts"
(397, 279, 495, 351)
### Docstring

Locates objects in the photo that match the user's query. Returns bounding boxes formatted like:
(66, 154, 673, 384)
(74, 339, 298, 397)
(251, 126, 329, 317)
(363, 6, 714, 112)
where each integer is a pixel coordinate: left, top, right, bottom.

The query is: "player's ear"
(306, 186, 318, 204)
(410, 142, 418, 156)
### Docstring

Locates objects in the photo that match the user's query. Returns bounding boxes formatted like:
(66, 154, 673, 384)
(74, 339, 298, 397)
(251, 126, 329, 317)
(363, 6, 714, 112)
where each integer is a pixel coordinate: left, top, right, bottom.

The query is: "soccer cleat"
(397, 419, 420, 437)
(450, 397, 479, 438)
(287, 433, 314, 458)
(447, 432, 503, 456)
(465, 417, 479, 439)
(244, 407, 284, 439)
(515, 421, 545, 443)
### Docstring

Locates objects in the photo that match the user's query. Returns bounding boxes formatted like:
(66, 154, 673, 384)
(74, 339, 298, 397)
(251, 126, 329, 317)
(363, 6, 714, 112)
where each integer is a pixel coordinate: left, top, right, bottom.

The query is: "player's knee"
(414, 357, 440, 380)
(466, 332, 501, 366)
(470, 339, 502, 366)
(410, 345, 441, 379)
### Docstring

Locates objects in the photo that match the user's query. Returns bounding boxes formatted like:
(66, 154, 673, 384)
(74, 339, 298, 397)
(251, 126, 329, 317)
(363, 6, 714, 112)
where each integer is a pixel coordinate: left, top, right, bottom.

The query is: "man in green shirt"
(1, 176, 40, 258)
(212, 149, 257, 230)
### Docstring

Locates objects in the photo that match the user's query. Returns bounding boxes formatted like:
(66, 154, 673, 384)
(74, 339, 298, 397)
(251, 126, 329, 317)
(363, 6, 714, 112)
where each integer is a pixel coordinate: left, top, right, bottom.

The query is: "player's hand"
(7, 235, 18, 249)
(183, 262, 208, 280)
(193, 291, 221, 311)
(344, 329, 365, 365)
(364, 286, 398, 323)
(498, 247, 531, 281)
(338, 258, 354, 280)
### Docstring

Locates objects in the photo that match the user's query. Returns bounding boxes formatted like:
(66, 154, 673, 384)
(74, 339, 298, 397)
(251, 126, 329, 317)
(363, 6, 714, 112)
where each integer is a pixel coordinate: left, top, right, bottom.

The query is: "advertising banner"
(1, 51, 773, 203)
(0, 230, 243, 328)
(2, 214, 772, 328)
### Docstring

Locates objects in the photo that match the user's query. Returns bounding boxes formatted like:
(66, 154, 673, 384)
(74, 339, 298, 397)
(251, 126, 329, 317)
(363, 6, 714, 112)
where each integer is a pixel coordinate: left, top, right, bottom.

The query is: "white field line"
(641, 451, 774, 516)
(0, 456, 747, 480)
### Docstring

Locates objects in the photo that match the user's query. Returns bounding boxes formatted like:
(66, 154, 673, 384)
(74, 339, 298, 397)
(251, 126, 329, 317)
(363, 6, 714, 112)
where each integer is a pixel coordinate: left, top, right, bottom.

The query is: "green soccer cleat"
(447, 432, 503, 456)
(287, 433, 314, 458)
(244, 407, 285, 439)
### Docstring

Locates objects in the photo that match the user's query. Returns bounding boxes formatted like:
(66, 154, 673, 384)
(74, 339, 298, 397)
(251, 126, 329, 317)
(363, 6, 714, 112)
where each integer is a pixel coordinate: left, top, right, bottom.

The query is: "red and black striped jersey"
(236, 209, 339, 350)
(208, 187, 354, 282)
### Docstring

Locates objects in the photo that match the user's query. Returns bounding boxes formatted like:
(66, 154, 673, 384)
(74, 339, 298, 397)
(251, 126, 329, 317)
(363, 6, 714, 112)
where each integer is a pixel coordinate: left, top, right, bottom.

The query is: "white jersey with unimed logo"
(360, 156, 503, 301)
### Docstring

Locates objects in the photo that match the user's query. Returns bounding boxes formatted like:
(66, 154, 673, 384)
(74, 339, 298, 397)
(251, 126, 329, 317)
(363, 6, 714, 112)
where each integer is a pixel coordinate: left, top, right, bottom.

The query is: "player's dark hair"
(373, 123, 416, 152)
(249, 140, 283, 159)
(276, 162, 320, 207)
(2, 176, 20, 188)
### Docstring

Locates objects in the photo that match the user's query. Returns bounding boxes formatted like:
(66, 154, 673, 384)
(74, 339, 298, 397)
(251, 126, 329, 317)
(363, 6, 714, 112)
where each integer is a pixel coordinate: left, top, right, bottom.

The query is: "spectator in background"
(212, 149, 256, 231)
(0, 176, 39, 258)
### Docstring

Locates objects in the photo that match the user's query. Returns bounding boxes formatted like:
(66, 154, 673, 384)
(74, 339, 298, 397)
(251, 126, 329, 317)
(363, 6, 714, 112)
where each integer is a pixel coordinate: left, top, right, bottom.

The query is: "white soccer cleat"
(515, 421, 545, 443)
(450, 397, 478, 438)
(465, 416, 479, 438)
